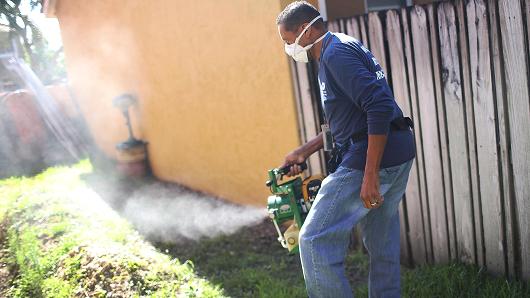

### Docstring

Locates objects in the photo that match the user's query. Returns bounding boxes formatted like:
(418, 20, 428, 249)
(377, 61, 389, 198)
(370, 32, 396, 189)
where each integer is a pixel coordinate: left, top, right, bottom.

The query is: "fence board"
(383, 10, 410, 265)
(328, 19, 340, 32)
(339, 19, 347, 34)
(346, 17, 361, 41)
(386, 9, 427, 265)
(428, 4, 457, 261)
(294, 61, 324, 175)
(359, 15, 370, 48)
(466, 0, 505, 275)
(487, 0, 517, 279)
(368, 12, 387, 74)
(289, 60, 305, 144)
(498, 0, 530, 280)
(527, 0, 530, 57)
(456, 0, 485, 267)
(411, 5, 449, 264)
(437, 1, 476, 265)
(401, 7, 433, 263)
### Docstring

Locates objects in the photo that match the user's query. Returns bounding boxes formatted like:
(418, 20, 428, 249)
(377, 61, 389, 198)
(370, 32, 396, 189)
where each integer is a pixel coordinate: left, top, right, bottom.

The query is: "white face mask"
(284, 15, 327, 63)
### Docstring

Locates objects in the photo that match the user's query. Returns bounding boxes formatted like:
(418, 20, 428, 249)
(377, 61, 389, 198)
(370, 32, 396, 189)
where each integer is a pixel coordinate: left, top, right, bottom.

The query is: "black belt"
(350, 116, 414, 143)
(327, 117, 413, 174)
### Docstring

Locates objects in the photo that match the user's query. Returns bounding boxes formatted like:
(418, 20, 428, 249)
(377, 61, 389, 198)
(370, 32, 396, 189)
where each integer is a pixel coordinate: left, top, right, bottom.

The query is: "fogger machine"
(266, 162, 324, 254)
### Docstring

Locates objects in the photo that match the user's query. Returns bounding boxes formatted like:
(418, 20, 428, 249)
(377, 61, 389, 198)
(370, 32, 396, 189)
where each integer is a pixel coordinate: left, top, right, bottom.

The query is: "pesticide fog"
(120, 182, 267, 243)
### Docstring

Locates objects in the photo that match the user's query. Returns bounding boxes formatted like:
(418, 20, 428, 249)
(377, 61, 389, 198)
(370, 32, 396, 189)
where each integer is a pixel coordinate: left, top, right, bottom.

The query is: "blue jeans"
(299, 160, 413, 298)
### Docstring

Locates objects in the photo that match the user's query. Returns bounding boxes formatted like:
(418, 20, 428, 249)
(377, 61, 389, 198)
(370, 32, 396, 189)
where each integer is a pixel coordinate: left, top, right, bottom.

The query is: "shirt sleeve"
(323, 45, 394, 135)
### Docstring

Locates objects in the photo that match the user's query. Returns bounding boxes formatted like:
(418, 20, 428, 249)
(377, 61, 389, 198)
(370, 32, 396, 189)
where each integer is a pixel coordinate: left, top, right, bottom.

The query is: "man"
(276, 1, 416, 297)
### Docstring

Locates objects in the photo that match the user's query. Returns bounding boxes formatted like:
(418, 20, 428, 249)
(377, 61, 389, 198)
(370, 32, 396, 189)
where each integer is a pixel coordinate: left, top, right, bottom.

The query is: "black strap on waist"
(327, 117, 414, 173)
(350, 116, 414, 143)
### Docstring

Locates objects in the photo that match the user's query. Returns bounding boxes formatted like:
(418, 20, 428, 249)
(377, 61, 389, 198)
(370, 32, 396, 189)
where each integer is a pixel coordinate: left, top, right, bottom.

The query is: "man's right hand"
(280, 132, 324, 177)
(281, 150, 306, 177)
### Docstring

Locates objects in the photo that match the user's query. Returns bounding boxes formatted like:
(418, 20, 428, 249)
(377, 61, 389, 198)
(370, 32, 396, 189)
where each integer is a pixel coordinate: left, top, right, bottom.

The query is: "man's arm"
(283, 132, 324, 176)
(360, 134, 387, 208)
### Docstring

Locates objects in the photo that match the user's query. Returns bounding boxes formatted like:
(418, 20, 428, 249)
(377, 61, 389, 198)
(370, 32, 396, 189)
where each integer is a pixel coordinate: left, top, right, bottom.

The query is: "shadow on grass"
(155, 220, 369, 298)
(156, 220, 307, 298)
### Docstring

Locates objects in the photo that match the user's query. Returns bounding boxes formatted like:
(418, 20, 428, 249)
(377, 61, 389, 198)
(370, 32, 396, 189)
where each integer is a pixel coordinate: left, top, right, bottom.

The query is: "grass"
(0, 161, 528, 297)
(400, 263, 529, 297)
(0, 160, 224, 297)
(161, 225, 530, 298)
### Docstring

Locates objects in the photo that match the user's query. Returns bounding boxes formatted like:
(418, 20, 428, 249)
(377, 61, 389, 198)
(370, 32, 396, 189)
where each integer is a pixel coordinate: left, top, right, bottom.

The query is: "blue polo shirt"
(318, 32, 415, 170)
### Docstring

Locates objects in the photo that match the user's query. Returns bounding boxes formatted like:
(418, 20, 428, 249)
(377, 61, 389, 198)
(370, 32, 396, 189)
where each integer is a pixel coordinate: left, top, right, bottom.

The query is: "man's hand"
(281, 150, 306, 177)
(360, 171, 384, 209)
(280, 132, 325, 177)
(362, 133, 388, 209)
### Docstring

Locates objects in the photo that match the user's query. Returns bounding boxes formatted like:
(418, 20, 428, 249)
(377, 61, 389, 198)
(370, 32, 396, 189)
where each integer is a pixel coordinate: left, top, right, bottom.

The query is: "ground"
(0, 161, 529, 297)
(81, 163, 370, 297)
(0, 220, 15, 297)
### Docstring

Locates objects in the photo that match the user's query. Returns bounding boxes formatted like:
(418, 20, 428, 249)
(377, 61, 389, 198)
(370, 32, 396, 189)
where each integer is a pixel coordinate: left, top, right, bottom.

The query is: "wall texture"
(55, 0, 301, 206)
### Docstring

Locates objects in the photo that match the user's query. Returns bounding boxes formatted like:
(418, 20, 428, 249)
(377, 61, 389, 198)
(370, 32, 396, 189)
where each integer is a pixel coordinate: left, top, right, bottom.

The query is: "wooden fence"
(289, 0, 530, 280)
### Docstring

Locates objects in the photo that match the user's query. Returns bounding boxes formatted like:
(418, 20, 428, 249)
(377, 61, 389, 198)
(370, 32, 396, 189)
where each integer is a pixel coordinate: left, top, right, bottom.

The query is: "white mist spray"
(121, 182, 267, 243)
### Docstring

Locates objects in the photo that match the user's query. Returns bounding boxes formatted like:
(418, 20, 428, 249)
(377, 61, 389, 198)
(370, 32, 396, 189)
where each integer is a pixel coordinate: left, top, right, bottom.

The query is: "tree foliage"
(0, 0, 65, 84)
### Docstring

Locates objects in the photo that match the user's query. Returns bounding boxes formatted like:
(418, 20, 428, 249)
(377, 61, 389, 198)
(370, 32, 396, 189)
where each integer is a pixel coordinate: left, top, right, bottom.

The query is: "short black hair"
(276, 1, 324, 32)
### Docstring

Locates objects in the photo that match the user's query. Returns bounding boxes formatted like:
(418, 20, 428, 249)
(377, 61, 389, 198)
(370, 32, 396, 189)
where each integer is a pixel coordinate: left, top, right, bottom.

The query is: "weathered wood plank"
(289, 60, 307, 146)
(526, 0, 530, 60)
(411, 5, 449, 264)
(386, 9, 427, 265)
(437, 1, 476, 265)
(294, 61, 323, 175)
(359, 15, 370, 48)
(346, 17, 361, 41)
(487, 0, 516, 278)
(401, 7, 433, 263)
(466, 0, 505, 275)
(368, 12, 387, 74)
(498, 0, 530, 280)
(338, 18, 347, 34)
(428, 3, 457, 261)
(328, 19, 340, 33)
(456, 0, 484, 267)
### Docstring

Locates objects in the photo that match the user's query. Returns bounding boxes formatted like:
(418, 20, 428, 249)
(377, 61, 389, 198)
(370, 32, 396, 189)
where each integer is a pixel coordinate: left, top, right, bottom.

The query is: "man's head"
(277, 1, 325, 47)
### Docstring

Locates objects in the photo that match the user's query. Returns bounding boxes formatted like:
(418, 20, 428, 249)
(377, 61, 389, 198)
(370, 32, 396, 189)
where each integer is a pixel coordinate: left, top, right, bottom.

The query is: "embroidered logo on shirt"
(319, 80, 327, 98)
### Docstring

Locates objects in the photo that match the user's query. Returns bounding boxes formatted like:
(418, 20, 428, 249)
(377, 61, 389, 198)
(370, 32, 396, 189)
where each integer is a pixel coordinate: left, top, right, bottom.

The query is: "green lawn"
(0, 161, 528, 297)
(0, 161, 224, 297)
(159, 222, 530, 298)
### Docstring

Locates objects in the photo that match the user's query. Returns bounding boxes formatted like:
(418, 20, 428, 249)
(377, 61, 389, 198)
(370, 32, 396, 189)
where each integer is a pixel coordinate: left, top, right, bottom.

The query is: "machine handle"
(278, 162, 307, 175)
(265, 162, 308, 187)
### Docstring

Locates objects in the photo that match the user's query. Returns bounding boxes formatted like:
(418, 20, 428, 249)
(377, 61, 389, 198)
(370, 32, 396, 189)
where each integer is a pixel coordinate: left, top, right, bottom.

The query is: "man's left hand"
(360, 172, 384, 209)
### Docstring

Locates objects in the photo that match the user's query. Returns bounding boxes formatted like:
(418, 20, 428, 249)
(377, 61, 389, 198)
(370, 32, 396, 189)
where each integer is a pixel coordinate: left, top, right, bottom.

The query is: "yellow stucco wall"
(55, 0, 301, 206)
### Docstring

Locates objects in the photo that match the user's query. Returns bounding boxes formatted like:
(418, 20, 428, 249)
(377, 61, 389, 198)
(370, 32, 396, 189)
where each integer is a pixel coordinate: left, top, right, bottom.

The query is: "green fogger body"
(266, 162, 323, 254)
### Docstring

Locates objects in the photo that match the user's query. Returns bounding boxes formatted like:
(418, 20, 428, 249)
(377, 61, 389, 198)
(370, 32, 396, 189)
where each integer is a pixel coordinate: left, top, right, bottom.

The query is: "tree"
(0, 1, 43, 61)
(0, 0, 65, 84)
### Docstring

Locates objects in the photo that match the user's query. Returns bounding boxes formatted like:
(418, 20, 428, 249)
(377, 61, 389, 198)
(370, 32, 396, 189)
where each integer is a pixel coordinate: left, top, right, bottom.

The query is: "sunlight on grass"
(0, 160, 225, 297)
